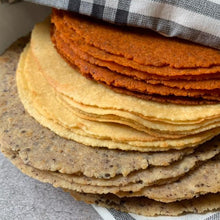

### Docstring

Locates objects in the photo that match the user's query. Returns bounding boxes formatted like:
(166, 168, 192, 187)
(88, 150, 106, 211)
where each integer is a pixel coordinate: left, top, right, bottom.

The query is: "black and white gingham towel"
(92, 205, 220, 220)
(21, 0, 220, 49)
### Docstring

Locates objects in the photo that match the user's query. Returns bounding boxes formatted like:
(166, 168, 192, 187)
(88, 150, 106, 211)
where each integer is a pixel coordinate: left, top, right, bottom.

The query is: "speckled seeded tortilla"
(1, 142, 220, 216)
(117, 155, 220, 202)
(1, 140, 220, 199)
(18, 45, 220, 151)
(9, 118, 220, 194)
(49, 140, 220, 189)
(0, 40, 195, 180)
(1, 142, 219, 215)
(2, 144, 220, 217)
(30, 20, 220, 124)
(16, 138, 217, 192)
(68, 191, 220, 217)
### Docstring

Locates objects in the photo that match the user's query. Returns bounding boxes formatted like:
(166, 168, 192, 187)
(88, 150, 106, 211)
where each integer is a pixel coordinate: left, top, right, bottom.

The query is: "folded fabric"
(23, 0, 220, 49)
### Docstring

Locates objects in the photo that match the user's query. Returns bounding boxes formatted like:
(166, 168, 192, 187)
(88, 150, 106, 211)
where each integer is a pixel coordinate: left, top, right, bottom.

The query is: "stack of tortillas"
(0, 9, 220, 217)
(51, 10, 220, 105)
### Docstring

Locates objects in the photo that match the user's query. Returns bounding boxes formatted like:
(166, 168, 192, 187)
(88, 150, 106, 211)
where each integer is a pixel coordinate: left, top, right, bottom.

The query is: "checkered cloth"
(92, 204, 220, 220)
(22, 0, 220, 49)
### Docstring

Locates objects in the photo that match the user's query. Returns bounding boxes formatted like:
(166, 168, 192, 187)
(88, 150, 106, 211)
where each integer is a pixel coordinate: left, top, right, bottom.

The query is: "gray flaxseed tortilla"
(117, 155, 220, 202)
(68, 191, 220, 217)
(54, 139, 220, 189)
(2, 144, 220, 202)
(2, 145, 220, 217)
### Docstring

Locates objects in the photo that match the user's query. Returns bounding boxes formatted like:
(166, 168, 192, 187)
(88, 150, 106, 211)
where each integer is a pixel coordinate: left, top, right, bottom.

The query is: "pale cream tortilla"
(2, 143, 220, 203)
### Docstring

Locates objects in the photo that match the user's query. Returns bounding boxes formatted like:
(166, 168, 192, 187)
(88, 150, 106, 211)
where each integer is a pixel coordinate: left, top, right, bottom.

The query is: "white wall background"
(0, 1, 50, 54)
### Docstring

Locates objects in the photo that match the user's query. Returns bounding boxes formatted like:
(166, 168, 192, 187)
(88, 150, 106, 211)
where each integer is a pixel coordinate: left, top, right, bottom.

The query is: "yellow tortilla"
(58, 94, 220, 136)
(17, 45, 220, 151)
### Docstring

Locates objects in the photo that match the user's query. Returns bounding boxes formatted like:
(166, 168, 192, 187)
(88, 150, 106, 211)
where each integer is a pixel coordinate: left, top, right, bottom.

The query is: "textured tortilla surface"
(69, 191, 220, 217)
(55, 10, 220, 69)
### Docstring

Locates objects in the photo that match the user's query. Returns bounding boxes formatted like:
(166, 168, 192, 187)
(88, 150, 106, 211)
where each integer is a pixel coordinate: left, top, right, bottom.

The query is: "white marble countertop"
(0, 152, 102, 220)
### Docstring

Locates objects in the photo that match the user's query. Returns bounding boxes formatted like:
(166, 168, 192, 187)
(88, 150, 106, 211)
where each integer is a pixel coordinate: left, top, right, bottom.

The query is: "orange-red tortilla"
(52, 9, 220, 69)
(51, 10, 220, 77)
(52, 31, 219, 105)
